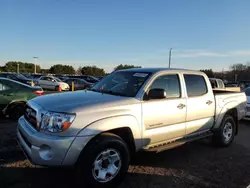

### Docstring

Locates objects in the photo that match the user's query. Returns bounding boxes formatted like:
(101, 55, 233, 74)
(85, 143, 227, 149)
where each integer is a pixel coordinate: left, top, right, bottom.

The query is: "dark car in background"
(0, 73, 38, 86)
(72, 75, 99, 83)
(225, 81, 238, 87)
(95, 76, 104, 80)
(0, 78, 43, 119)
(30, 74, 43, 81)
(64, 78, 93, 90)
(55, 75, 70, 81)
(238, 80, 250, 89)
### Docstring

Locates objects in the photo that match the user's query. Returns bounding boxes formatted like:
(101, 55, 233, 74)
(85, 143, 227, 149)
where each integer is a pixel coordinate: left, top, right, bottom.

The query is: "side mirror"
(148, 88, 166, 99)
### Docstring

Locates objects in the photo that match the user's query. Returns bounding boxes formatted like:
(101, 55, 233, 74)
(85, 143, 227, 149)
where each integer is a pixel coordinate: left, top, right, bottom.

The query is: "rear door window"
(184, 75, 208, 97)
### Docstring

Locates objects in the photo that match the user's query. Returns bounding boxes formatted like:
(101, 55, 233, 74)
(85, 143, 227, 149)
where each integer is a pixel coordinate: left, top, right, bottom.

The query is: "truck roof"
(117, 68, 201, 74)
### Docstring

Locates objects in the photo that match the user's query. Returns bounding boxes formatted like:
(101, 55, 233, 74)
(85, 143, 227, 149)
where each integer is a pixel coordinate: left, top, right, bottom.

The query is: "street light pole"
(17, 63, 19, 73)
(33, 57, 38, 74)
(168, 48, 172, 68)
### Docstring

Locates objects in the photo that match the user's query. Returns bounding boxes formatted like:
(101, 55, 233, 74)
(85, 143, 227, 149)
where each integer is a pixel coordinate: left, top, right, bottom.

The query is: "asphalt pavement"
(0, 120, 249, 188)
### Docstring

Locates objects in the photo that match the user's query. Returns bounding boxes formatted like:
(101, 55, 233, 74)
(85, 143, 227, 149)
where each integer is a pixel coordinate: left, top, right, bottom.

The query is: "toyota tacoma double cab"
(17, 68, 247, 187)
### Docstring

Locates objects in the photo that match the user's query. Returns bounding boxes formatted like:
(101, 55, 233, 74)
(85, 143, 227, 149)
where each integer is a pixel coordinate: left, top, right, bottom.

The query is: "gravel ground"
(0, 119, 250, 188)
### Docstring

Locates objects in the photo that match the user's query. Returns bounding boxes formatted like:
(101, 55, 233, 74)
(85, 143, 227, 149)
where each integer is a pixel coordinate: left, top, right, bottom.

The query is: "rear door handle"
(177, 103, 186, 109)
(206, 100, 213, 105)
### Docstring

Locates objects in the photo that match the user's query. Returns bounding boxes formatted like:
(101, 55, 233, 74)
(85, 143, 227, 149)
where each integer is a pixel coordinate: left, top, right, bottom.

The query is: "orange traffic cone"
(58, 85, 62, 92)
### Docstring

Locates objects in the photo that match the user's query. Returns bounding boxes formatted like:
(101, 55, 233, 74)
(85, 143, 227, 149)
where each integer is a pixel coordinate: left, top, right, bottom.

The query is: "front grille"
(24, 105, 37, 130)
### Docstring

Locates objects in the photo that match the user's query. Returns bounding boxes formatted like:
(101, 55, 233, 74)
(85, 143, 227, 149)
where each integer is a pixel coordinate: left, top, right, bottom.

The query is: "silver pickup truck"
(17, 68, 247, 187)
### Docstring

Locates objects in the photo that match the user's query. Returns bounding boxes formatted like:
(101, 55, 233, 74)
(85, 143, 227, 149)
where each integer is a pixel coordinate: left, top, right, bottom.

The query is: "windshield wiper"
(90, 88, 129, 97)
(89, 88, 101, 93)
(101, 90, 128, 97)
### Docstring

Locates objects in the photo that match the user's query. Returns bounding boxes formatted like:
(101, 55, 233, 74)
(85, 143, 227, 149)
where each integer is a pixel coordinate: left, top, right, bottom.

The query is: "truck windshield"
(91, 71, 151, 97)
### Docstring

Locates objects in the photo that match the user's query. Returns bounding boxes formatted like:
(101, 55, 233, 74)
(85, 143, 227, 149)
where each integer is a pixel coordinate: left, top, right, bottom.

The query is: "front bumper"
(17, 116, 93, 166)
(60, 85, 70, 91)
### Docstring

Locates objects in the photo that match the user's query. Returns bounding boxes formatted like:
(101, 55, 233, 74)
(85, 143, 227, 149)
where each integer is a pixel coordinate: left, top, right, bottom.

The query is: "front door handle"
(177, 103, 186, 109)
(206, 100, 213, 105)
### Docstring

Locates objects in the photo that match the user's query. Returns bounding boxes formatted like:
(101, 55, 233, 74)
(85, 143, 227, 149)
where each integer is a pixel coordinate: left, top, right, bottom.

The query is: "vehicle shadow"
(1, 139, 249, 188)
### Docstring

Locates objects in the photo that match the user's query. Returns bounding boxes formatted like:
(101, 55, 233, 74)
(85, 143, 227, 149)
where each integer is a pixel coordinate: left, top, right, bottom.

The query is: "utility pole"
(235, 74, 238, 82)
(33, 57, 38, 74)
(168, 48, 172, 68)
(17, 63, 19, 73)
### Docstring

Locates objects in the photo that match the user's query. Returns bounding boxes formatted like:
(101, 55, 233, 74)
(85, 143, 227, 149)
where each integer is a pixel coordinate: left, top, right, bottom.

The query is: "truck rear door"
(183, 74, 215, 135)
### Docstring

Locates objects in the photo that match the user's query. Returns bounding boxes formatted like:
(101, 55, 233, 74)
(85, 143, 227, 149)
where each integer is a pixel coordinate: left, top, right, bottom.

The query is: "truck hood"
(30, 90, 132, 113)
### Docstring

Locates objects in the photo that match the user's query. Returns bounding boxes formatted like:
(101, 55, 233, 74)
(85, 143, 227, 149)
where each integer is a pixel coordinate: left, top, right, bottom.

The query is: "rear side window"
(149, 74, 181, 98)
(217, 80, 224, 88)
(0, 80, 11, 91)
(184, 74, 208, 97)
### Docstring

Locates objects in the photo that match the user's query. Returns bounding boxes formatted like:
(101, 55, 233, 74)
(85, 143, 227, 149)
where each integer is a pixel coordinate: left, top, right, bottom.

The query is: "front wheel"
(77, 133, 130, 188)
(213, 115, 236, 146)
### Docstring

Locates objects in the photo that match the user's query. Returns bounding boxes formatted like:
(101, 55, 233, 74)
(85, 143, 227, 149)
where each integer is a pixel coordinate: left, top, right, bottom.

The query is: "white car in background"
(38, 76, 69, 91)
(244, 87, 250, 120)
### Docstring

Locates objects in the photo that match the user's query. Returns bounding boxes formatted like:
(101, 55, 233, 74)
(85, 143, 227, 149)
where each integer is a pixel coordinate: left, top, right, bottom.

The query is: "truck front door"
(142, 74, 186, 146)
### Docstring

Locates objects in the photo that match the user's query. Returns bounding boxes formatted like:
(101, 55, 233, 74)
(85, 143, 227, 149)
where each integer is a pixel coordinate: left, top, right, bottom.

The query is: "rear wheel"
(213, 115, 235, 146)
(77, 133, 130, 188)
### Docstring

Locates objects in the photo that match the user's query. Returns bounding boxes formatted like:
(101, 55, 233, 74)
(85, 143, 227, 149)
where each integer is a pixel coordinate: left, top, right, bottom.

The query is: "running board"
(147, 131, 213, 153)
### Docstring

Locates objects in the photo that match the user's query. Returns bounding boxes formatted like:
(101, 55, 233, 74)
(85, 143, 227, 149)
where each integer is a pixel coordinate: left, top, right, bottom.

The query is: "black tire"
(213, 115, 236, 147)
(55, 86, 59, 91)
(77, 133, 130, 188)
(9, 104, 25, 120)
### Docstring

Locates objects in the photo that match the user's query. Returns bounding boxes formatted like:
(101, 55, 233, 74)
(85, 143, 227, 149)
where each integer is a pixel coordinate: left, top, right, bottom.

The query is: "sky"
(0, 0, 250, 72)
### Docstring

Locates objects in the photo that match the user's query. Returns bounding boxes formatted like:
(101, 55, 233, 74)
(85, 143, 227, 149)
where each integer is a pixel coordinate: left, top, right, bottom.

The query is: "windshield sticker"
(133, 73, 148, 77)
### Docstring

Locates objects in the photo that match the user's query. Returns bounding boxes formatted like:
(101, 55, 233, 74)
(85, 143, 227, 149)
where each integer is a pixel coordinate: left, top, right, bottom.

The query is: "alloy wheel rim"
(223, 121, 233, 142)
(92, 149, 121, 183)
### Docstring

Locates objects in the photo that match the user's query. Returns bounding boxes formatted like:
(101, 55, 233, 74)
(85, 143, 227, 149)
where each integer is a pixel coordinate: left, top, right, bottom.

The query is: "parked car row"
(0, 73, 39, 86)
(0, 72, 105, 91)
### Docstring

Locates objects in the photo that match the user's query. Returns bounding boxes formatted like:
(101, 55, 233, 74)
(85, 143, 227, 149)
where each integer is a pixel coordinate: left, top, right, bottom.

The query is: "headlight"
(40, 112, 75, 133)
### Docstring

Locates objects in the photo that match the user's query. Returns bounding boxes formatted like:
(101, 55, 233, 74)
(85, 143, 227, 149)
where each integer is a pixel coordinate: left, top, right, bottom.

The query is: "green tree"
(5, 61, 41, 73)
(40, 69, 50, 74)
(114, 64, 141, 71)
(0, 66, 4, 72)
(49, 64, 75, 74)
(229, 63, 249, 81)
(81, 66, 105, 76)
(76, 66, 82, 75)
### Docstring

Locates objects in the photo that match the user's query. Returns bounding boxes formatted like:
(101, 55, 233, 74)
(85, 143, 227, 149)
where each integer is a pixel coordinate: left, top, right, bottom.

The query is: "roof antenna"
(169, 48, 172, 68)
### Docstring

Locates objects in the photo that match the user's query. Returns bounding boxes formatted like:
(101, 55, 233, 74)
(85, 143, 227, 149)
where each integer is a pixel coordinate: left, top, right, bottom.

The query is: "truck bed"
(213, 90, 247, 128)
(213, 90, 242, 95)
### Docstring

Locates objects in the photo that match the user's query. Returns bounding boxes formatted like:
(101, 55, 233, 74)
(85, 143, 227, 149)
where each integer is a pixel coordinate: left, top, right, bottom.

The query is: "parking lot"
(0, 119, 249, 188)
